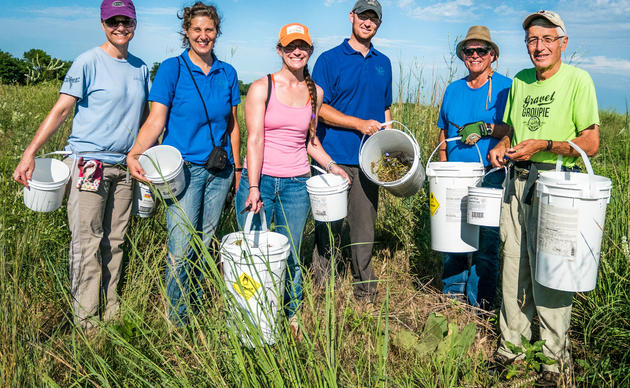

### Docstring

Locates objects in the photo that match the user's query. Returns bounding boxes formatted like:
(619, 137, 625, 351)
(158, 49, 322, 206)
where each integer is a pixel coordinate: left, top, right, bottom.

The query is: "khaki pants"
(497, 174, 574, 373)
(65, 158, 133, 329)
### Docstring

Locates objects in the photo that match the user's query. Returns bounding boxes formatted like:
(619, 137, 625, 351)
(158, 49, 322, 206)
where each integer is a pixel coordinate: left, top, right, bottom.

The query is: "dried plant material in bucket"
(371, 151, 412, 182)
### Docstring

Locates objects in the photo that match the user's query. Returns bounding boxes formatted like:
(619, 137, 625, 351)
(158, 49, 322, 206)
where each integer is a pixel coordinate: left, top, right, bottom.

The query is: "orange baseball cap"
(278, 23, 312, 47)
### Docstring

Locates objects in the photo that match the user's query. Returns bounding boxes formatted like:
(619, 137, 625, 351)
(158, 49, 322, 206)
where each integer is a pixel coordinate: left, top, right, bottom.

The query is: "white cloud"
(324, 0, 346, 6)
(28, 6, 96, 18)
(577, 56, 630, 75)
(399, 0, 477, 21)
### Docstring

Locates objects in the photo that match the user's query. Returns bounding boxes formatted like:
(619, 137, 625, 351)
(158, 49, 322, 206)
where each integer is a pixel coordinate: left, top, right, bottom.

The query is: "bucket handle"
(358, 120, 421, 160)
(555, 140, 596, 196)
(36, 150, 128, 184)
(243, 206, 268, 234)
(555, 141, 594, 176)
(425, 137, 483, 173)
(483, 165, 508, 186)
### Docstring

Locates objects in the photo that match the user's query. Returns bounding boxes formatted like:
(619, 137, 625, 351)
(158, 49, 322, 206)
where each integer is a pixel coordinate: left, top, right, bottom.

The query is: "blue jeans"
(235, 169, 311, 317)
(165, 162, 233, 325)
(442, 169, 504, 310)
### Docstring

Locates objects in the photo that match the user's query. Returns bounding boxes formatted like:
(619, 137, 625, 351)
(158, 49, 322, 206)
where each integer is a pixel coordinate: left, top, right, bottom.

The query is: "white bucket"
(306, 173, 349, 222)
(23, 158, 71, 212)
(467, 167, 506, 227)
(535, 141, 612, 292)
(220, 210, 290, 346)
(359, 120, 425, 197)
(139, 145, 185, 198)
(425, 137, 484, 252)
(131, 181, 155, 218)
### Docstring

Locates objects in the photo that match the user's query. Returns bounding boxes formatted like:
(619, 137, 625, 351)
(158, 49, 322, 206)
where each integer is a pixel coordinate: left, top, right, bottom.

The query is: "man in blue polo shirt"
(437, 26, 512, 311)
(311, 0, 392, 303)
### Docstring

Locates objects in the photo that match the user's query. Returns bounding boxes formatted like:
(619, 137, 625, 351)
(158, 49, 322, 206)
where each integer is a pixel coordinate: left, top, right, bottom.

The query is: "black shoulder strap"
(180, 55, 226, 148)
(265, 73, 272, 111)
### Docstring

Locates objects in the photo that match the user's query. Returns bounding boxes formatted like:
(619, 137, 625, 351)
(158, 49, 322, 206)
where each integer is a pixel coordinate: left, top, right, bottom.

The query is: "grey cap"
(352, 0, 382, 20)
(523, 10, 566, 34)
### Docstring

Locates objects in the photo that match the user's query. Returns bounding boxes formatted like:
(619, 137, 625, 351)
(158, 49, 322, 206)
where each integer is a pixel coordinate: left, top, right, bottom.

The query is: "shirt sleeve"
(503, 81, 516, 127)
(229, 67, 241, 106)
(573, 70, 599, 131)
(60, 53, 89, 100)
(384, 59, 393, 109)
(437, 87, 449, 130)
(148, 57, 178, 108)
(312, 54, 332, 105)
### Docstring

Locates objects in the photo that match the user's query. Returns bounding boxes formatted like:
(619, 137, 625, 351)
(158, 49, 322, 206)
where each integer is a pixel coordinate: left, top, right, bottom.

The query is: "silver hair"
(527, 18, 565, 35)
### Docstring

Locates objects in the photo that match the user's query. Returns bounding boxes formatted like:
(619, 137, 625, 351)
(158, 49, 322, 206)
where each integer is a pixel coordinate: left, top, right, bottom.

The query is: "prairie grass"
(0, 79, 628, 386)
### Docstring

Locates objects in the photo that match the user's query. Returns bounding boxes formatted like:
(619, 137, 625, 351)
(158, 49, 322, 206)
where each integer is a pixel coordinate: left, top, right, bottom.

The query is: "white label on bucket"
(446, 187, 468, 222)
(468, 196, 484, 218)
(538, 203, 578, 261)
(311, 197, 327, 217)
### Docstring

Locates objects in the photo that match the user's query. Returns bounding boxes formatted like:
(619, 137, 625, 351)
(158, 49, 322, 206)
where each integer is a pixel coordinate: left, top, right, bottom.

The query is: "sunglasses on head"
(462, 47, 490, 57)
(103, 17, 136, 28)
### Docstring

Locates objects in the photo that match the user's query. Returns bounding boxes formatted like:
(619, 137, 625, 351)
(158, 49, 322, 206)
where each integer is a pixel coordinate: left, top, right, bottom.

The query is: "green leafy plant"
(504, 335, 555, 379)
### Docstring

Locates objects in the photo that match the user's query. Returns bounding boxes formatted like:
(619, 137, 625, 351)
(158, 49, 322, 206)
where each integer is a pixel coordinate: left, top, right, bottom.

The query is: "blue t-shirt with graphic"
(149, 50, 240, 165)
(313, 39, 392, 165)
(437, 72, 512, 166)
(61, 47, 150, 164)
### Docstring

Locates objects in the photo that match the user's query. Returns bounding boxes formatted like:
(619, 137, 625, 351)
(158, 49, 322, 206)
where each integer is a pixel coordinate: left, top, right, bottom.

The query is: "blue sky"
(1, 0, 629, 112)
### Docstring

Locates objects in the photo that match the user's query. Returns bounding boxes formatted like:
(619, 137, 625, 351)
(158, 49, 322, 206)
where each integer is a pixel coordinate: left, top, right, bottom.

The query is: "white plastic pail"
(359, 121, 425, 197)
(467, 167, 506, 227)
(131, 181, 155, 218)
(425, 137, 484, 252)
(23, 158, 71, 212)
(535, 141, 611, 292)
(306, 174, 349, 222)
(139, 145, 185, 197)
(220, 210, 290, 346)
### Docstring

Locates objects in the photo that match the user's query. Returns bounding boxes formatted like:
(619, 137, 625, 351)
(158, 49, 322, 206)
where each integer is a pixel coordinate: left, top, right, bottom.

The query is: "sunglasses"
(281, 43, 312, 53)
(355, 12, 381, 25)
(462, 47, 491, 57)
(103, 17, 136, 28)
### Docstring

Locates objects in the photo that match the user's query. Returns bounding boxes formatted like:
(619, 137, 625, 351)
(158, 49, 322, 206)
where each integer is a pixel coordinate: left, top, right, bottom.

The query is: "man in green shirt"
(488, 10, 600, 386)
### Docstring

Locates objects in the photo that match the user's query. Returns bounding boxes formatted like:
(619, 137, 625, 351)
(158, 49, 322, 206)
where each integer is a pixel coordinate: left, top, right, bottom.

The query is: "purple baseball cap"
(101, 0, 136, 20)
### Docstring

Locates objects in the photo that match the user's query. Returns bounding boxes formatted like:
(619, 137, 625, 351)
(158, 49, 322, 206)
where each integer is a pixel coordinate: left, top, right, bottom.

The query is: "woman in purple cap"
(13, 0, 149, 332)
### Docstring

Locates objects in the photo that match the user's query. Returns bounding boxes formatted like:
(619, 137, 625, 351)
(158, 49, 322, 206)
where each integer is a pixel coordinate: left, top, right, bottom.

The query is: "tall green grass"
(1, 79, 628, 386)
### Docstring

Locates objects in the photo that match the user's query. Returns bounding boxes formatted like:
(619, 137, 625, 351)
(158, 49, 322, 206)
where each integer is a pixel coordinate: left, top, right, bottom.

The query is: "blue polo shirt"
(437, 72, 512, 167)
(149, 50, 240, 164)
(313, 39, 392, 165)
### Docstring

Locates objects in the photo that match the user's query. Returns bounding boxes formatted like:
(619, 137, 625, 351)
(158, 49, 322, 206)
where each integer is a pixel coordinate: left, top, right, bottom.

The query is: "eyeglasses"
(355, 12, 381, 25)
(525, 35, 564, 47)
(103, 17, 136, 28)
(462, 47, 491, 57)
(281, 43, 312, 53)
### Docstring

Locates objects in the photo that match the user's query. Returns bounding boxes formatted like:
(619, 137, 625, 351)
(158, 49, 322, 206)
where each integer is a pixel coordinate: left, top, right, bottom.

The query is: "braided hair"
(303, 66, 317, 144)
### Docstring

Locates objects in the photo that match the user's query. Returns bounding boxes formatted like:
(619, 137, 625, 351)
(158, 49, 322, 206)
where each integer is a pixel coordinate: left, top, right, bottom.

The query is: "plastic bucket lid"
(468, 186, 502, 198)
(426, 162, 485, 177)
(306, 174, 348, 190)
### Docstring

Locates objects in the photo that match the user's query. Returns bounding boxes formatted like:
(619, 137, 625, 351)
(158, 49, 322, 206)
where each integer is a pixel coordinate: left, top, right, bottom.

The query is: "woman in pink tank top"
(235, 23, 349, 337)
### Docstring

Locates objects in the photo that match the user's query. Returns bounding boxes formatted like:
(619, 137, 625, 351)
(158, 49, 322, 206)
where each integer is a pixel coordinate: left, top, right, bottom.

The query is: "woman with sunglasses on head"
(13, 0, 150, 332)
(126, 2, 241, 326)
(236, 23, 349, 335)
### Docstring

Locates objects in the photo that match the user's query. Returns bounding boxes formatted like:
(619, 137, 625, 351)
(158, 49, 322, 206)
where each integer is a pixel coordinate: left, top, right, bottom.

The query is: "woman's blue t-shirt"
(149, 50, 240, 164)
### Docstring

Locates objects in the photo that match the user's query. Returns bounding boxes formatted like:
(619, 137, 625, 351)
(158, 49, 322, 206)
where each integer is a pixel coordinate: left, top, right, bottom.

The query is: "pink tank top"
(245, 77, 311, 177)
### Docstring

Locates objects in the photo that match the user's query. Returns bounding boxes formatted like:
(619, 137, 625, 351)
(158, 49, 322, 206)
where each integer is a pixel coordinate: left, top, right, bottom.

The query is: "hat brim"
(456, 39, 499, 62)
(279, 34, 313, 47)
(101, 9, 136, 20)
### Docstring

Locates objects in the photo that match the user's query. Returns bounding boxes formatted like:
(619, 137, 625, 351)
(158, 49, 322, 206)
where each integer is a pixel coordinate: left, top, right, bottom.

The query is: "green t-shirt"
(503, 63, 599, 166)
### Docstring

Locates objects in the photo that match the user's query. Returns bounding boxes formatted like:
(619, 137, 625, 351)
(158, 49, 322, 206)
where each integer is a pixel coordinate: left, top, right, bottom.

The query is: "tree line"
(0, 49, 252, 96)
